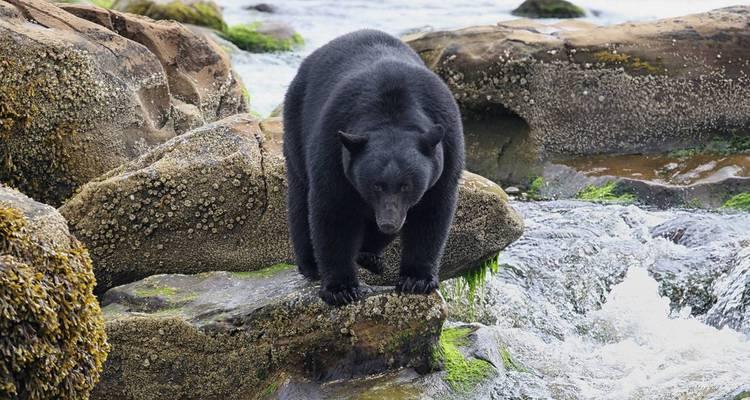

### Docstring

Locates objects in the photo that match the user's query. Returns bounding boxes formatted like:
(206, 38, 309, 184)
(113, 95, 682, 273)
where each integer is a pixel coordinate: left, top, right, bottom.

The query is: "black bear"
(283, 29, 464, 306)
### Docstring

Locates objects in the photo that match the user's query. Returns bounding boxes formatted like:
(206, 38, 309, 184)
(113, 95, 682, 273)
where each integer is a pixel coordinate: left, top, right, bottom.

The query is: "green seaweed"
(668, 134, 750, 159)
(233, 263, 294, 279)
(438, 327, 494, 392)
(500, 346, 527, 372)
(577, 181, 635, 204)
(220, 23, 304, 53)
(123, 0, 226, 31)
(527, 176, 545, 200)
(722, 193, 750, 212)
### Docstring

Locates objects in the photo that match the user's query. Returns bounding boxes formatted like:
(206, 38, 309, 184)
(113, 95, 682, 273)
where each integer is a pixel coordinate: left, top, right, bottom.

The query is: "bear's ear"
(419, 124, 445, 154)
(338, 131, 368, 153)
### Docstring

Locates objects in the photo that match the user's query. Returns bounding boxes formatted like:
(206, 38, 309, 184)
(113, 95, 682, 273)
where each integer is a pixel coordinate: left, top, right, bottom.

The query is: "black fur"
(283, 29, 465, 306)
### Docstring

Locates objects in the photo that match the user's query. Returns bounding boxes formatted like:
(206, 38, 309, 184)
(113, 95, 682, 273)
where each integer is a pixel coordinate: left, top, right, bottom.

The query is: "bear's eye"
(374, 183, 385, 192)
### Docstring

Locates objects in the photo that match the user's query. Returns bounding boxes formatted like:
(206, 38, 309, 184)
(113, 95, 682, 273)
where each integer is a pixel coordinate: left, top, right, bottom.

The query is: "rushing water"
(216, 0, 750, 115)
(477, 201, 750, 399)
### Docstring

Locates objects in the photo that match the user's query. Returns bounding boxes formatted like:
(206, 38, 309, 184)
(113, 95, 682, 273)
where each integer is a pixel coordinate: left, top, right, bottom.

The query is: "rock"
(0, 185, 109, 399)
(111, 0, 226, 30)
(60, 114, 289, 293)
(244, 2, 275, 13)
(511, 0, 585, 18)
(0, 0, 245, 206)
(93, 266, 446, 399)
(504, 186, 521, 195)
(405, 7, 750, 157)
(61, 114, 523, 293)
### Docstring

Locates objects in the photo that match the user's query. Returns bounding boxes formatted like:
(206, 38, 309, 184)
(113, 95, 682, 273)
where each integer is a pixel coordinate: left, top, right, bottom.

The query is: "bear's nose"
(378, 223, 399, 235)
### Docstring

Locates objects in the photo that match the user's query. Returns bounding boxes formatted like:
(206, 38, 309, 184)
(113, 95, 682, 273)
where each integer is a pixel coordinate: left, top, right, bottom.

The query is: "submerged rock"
(62, 114, 523, 293)
(0, 185, 109, 399)
(511, 0, 585, 18)
(405, 7, 750, 158)
(0, 0, 245, 206)
(94, 266, 446, 399)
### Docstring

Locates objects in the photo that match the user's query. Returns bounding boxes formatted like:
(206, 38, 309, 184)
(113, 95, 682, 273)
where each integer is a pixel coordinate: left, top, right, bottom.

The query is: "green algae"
(438, 327, 494, 392)
(722, 193, 750, 212)
(594, 50, 661, 74)
(500, 346, 527, 372)
(527, 176, 545, 200)
(133, 286, 178, 297)
(233, 263, 294, 279)
(123, 0, 226, 30)
(511, 0, 585, 18)
(577, 181, 635, 204)
(220, 23, 304, 53)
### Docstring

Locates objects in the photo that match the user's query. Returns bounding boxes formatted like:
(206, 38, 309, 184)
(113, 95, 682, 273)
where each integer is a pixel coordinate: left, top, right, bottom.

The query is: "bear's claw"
(319, 284, 361, 306)
(396, 276, 439, 294)
(356, 252, 386, 275)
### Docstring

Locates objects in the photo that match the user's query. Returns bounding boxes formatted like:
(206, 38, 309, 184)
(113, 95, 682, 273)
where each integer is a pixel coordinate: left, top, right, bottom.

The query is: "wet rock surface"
(0, 0, 245, 206)
(405, 7, 750, 157)
(95, 266, 446, 400)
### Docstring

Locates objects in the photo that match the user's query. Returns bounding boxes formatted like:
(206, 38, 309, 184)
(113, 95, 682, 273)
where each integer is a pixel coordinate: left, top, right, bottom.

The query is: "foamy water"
(480, 202, 750, 399)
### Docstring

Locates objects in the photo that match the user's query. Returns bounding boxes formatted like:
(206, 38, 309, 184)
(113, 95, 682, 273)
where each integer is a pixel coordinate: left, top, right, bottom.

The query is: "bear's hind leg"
(287, 172, 319, 280)
(356, 221, 396, 275)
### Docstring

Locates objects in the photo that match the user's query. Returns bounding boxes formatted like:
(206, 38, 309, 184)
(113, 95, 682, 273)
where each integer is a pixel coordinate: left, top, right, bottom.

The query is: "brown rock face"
(405, 6, 750, 157)
(61, 114, 523, 293)
(0, 0, 245, 206)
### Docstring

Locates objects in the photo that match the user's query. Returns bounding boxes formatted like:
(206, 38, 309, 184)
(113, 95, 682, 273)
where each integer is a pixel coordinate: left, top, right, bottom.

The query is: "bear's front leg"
(398, 183, 458, 294)
(309, 192, 364, 306)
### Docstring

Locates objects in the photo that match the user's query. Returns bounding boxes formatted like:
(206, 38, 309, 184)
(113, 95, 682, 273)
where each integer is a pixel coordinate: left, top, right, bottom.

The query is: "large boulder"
(405, 6, 750, 157)
(60, 114, 288, 293)
(0, 0, 245, 206)
(511, 0, 585, 18)
(0, 185, 109, 399)
(93, 266, 445, 399)
(61, 114, 524, 293)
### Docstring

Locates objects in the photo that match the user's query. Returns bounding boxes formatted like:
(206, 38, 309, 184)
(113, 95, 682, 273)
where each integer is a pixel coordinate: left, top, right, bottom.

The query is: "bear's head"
(339, 124, 445, 235)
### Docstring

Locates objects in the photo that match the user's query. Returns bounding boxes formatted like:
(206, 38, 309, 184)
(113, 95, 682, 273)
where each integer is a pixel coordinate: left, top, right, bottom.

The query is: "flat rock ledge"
(94, 265, 446, 400)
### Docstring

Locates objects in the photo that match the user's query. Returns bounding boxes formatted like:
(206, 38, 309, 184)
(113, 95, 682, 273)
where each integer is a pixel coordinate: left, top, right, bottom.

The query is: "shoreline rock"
(405, 7, 750, 158)
(0, 0, 245, 206)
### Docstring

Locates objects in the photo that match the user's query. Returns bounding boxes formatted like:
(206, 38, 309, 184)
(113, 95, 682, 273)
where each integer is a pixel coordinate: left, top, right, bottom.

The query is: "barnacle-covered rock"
(61, 114, 523, 293)
(60, 114, 289, 293)
(405, 6, 750, 157)
(94, 266, 446, 399)
(0, 185, 109, 399)
(0, 0, 245, 206)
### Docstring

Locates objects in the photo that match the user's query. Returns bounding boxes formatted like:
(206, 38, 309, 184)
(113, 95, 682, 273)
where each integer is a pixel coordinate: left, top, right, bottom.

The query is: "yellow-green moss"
(233, 263, 294, 279)
(500, 346, 527, 372)
(0, 203, 109, 399)
(594, 50, 661, 74)
(722, 193, 750, 211)
(527, 176, 545, 200)
(438, 327, 494, 392)
(123, 0, 227, 31)
(134, 285, 178, 297)
(577, 181, 635, 203)
(220, 23, 304, 53)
